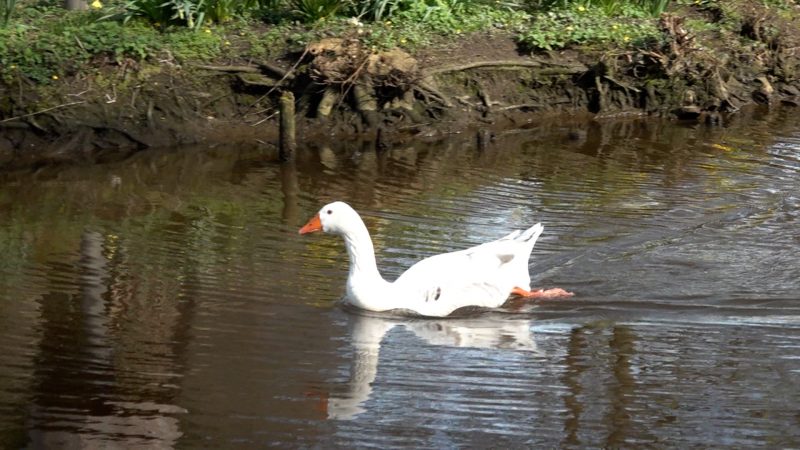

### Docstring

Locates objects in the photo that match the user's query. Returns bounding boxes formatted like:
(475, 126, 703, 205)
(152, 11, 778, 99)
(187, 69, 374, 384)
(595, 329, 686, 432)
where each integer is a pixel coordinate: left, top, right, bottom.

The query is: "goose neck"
(342, 223, 382, 280)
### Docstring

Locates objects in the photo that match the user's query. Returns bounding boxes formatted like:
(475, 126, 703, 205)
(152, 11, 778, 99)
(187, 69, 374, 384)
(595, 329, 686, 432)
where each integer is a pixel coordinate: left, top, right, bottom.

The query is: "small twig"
(74, 35, 86, 52)
(245, 107, 274, 117)
(397, 122, 431, 130)
(0, 101, 86, 123)
(342, 54, 372, 86)
(105, 85, 117, 104)
(332, 54, 372, 110)
(67, 89, 90, 97)
(130, 86, 139, 109)
(157, 50, 181, 68)
(251, 111, 278, 127)
(455, 96, 474, 107)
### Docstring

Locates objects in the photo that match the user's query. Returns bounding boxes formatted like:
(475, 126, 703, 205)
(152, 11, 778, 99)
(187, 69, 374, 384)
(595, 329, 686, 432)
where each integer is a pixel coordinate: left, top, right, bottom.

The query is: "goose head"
(299, 201, 360, 236)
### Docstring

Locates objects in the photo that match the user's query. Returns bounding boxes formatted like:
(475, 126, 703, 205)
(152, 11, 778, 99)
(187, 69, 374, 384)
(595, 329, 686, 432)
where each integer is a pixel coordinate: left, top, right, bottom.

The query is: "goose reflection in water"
(325, 311, 541, 420)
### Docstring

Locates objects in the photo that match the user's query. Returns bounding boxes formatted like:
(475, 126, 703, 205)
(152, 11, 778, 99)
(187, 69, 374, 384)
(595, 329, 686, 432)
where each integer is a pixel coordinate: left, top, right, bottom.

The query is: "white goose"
(299, 201, 572, 317)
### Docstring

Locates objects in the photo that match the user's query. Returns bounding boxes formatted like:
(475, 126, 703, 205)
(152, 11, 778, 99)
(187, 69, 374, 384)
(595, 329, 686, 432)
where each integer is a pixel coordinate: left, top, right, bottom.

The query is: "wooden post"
(280, 161, 299, 224)
(477, 129, 492, 151)
(279, 91, 296, 162)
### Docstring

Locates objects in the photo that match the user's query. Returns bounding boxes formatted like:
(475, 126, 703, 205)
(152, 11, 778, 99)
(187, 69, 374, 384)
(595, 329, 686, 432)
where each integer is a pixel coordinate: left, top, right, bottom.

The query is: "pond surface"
(1, 108, 799, 448)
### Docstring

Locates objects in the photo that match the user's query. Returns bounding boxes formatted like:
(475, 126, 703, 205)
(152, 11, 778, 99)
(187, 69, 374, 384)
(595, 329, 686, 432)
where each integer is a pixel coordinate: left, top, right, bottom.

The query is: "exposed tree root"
(317, 87, 339, 119)
(352, 82, 379, 129)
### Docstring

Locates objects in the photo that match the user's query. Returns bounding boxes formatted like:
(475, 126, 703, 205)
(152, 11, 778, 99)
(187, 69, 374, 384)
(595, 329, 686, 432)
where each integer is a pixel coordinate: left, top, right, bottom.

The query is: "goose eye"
(326, 209, 333, 215)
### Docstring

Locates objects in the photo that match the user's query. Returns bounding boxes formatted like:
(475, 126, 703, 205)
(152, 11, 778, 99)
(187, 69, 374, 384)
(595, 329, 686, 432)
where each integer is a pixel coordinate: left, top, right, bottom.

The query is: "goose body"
(299, 201, 571, 317)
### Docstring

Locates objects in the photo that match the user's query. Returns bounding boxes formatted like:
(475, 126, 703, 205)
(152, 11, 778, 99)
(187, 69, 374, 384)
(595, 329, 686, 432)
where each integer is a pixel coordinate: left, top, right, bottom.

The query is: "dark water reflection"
(1, 108, 800, 447)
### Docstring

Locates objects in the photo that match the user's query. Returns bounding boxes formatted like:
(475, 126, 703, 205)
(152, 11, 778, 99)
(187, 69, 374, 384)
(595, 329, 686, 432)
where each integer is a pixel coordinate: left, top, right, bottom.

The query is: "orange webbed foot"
(511, 286, 574, 299)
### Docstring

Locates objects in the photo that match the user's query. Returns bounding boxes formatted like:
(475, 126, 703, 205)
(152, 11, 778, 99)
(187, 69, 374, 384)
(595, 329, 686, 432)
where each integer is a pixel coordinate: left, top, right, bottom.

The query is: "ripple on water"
(1, 114, 800, 447)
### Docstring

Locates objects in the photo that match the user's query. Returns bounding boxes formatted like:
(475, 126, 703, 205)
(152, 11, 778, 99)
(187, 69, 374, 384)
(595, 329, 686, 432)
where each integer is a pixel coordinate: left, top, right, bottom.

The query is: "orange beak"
(299, 213, 322, 234)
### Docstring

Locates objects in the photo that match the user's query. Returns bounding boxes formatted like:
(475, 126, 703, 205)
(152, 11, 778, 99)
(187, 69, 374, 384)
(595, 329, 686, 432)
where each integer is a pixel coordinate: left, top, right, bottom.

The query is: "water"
(1, 108, 799, 448)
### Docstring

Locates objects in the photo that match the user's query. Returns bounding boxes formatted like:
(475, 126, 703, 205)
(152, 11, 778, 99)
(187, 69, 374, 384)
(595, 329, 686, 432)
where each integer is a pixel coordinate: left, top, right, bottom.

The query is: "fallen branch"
(195, 62, 293, 80)
(0, 101, 86, 123)
(194, 64, 261, 73)
(258, 62, 293, 80)
(425, 60, 544, 75)
(425, 60, 587, 76)
(497, 103, 544, 111)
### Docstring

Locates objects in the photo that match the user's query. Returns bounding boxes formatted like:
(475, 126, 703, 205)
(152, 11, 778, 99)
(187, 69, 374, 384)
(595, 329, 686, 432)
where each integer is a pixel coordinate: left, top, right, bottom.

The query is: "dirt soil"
(2, 4, 800, 170)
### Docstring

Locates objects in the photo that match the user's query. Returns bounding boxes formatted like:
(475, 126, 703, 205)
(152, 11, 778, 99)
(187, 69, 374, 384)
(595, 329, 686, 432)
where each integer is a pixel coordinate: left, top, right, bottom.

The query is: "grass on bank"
(0, 0, 796, 84)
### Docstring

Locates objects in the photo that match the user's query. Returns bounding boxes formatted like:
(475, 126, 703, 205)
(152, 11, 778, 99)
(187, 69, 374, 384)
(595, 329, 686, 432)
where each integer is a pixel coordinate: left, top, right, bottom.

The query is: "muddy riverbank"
(1, 2, 799, 170)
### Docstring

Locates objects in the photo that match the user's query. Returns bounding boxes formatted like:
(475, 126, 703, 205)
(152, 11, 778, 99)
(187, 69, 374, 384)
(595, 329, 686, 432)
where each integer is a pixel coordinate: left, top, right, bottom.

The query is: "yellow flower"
(204, 28, 211, 33)
(224, 40, 231, 46)
(612, 24, 619, 30)
(577, 5, 586, 12)
(623, 35, 631, 42)
(52, 75, 59, 80)
(399, 37, 407, 44)
(90, 0, 102, 9)
(384, 20, 391, 26)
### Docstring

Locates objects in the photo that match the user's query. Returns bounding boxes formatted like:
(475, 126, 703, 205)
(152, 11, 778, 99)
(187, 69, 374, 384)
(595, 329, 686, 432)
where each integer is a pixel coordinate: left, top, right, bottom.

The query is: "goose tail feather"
(517, 223, 544, 244)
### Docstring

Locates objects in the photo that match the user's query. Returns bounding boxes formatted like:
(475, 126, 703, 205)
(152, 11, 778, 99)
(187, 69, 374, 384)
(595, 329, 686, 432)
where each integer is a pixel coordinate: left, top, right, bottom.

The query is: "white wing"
(392, 245, 520, 316)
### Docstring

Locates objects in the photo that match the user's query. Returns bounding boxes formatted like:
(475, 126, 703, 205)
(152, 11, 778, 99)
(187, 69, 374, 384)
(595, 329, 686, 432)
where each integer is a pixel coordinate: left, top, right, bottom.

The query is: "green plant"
(529, 0, 671, 17)
(1, 0, 16, 27)
(355, 0, 401, 21)
(205, 0, 264, 22)
(115, 0, 174, 26)
(642, 0, 670, 16)
(164, 25, 223, 60)
(518, 6, 661, 51)
(109, 0, 277, 28)
(391, 0, 461, 29)
(290, 0, 344, 22)
(173, 0, 205, 28)
(79, 21, 158, 60)
(0, 5, 220, 84)
(109, 0, 211, 29)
